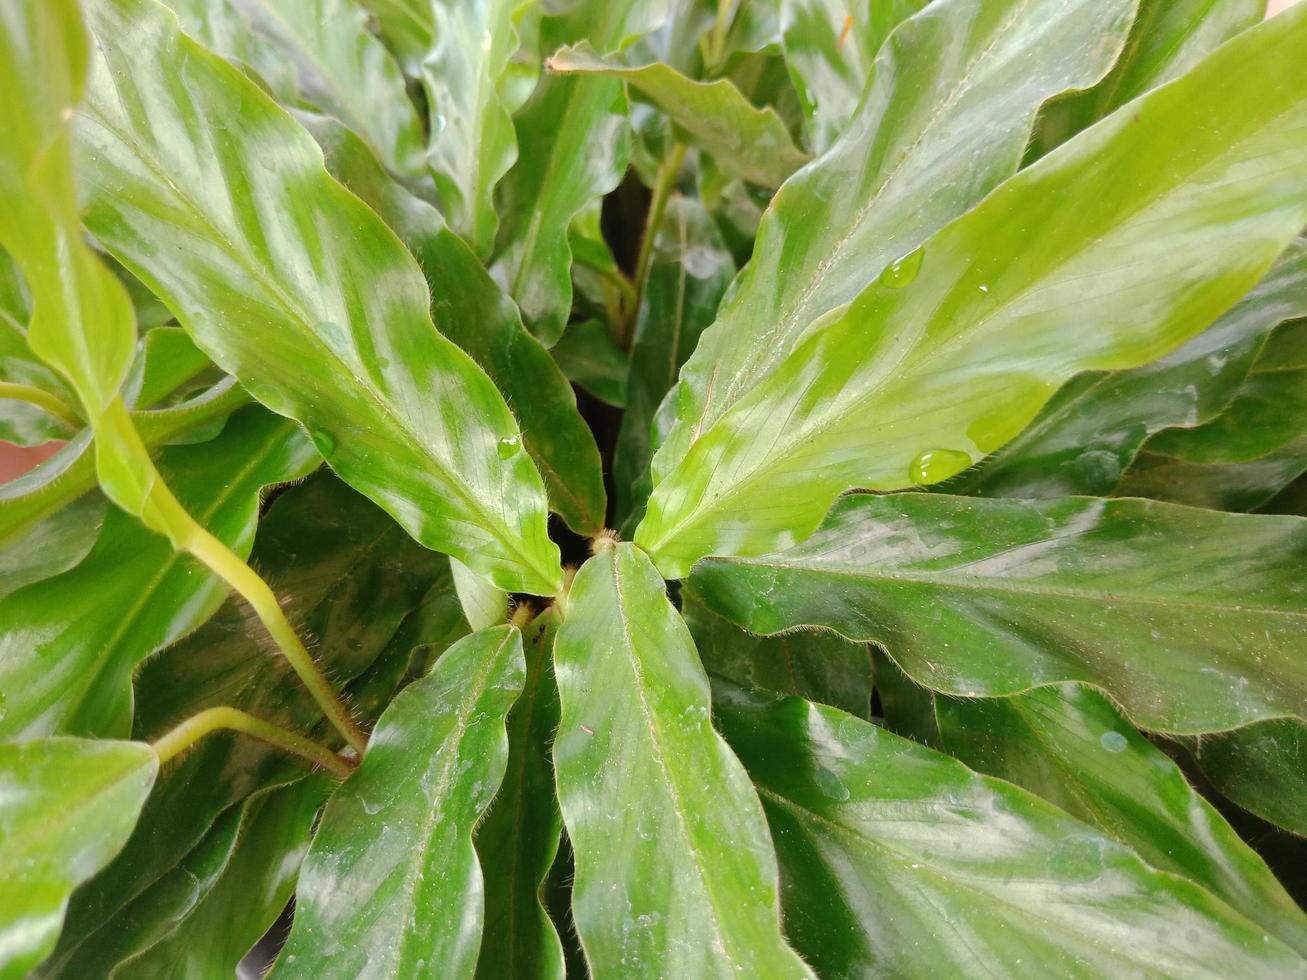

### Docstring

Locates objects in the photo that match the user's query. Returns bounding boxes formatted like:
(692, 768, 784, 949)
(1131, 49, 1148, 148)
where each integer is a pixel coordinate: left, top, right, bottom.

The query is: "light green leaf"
(424, 0, 528, 257)
(474, 611, 566, 980)
(0, 407, 319, 740)
(647, 0, 1140, 506)
(302, 112, 608, 534)
(715, 689, 1307, 978)
(930, 683, 1307, 955)
(492, 1, 669, 345)
(78, 0, 562, 594)
(948, 238, 1307, 498)
(614, 195, 733, 528)
(0, 739, 157, 980)
(0, 310, 79, 446)
(549, 44, 809, 187)
(639, 6, 1307, 575)
(451, 557, 508, 631)
(1180, 720, 1307, 837)
(276, 626, 525, 980)
(690, 492, 1307, 734)
(778, 0, 929, 152)
(552, 542, 811, 978)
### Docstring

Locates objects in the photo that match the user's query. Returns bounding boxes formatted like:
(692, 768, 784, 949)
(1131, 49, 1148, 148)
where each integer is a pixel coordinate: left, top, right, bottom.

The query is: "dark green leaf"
(715, 689, 1306, 977)
(0, 407, 318, 739)
(276, 626, 525, 980)
(640, 6, 1307, 575)
(0, 738, 156, 979)
(690, 492, 1307, 733)
(1180, 720, 1307, 838)
(549, 317, 629, 408)
(78, 0, 562, 594)
(553, 542, 810, 978)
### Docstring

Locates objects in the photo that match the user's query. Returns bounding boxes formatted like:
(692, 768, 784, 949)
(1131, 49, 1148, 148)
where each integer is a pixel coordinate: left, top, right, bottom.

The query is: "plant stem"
(706, 0, 737, 74)
(628, 142, 688, 347)
(573, 251, 637, 312)
(0, 381, 80, 428)
(151, 706, 356, 779)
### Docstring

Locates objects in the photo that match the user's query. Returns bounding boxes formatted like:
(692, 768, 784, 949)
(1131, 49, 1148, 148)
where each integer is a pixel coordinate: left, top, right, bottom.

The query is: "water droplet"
(878, 247, 924, 288)
(908, 448, 971, 485)
(310, 428, 337, 458)
(497, 435, 521, 459)
(1099, 731, 1127, 753)
(432, 113, 447, 134)
(813, 765, 850, 801)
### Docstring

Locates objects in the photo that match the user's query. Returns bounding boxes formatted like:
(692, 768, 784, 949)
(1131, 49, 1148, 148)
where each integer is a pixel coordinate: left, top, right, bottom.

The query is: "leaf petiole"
(150, 705, 356, 779)
(0, 381, 81, 429)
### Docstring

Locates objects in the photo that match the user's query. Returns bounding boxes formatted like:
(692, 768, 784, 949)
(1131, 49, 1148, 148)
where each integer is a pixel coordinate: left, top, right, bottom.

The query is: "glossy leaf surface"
(78, 0, 561, 593)
(691, 492, 1307, 733)
(1181, 721, 1307, 838)
(552, 543, 810, 978)
(931, 683, 1307, 954)
(474, 611, 566, 980)
(303, 113, 606, 534)
(715, 690, 1306, 977)
(0, 407, 318, 739)
(640, 6, 1307, 574)
(276, 626, 525, 980)
(549, 45, 809, 187)
(951, 238, 1307, 498)
(648, 0, 1139, 498)
(0, 739, 156, 979)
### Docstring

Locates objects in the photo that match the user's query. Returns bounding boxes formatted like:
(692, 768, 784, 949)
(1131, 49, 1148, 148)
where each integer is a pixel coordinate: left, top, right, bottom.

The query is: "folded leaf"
(1180, 720, 1307, 837)
(276, 626, 525, 980)
(474, 611, 566, 980)
(0, 739, 157, 979)
(78, 0, 562, 594)
(932, 683, 1307, 955)
(0, 407, 319, 740)
(492, 1, 668, 344)
(649, 0, 1139, 497)
(303, 113, 608, 534)
(690, 492, 1307, 733)
(552, 542, 811, 978)
(714, 689, 1307, 977)
(613, 196, 733, 528)
(640, 6, 1307, 574)
(778, 0, 929, 152)
(549, 44, 810, 187)
(424, 0, 527, 257)
(950, 238, 1307, 498)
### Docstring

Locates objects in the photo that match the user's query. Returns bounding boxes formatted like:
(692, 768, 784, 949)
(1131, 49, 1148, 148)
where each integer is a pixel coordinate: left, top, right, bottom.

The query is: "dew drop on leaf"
(908, 448, 971, 484)
(497, 435, 521, 459)
(1099, 731, 1128, 753)
(878, 247, 924, 288)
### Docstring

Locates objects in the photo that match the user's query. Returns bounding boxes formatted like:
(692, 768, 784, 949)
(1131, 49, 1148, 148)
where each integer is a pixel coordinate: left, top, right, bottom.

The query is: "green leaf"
(0, 311, 78, 446)
(0, 407, 319, 740)
(930, 683, 1307, 955)
(682, 588, 872, 720)
(1118, 319, 1307, 511)
(1034, 0, 1265, 155)
(35, 803, 246, 978)
(0, 738, 157, 979)
(690, 492, 1307, 734)
(352, 0, 431, 71)
(474, 611, 566, 980)
(423, 0, 528, 257)
(51, 473, 450, 963)
(1179, 720, 1307, 837)
(613, 196, 733, 528)
(639, 6, 1307, 575)
(647, 0, 1140, 506)
(552, 542, 810, 978)
(778, 0, 929, 152)
(491, 1, 668, 344)
(948, 238, 1307, 498)
(549, 44, 809, 187)
(302, 112, 608, 534)
(114, 778, 331, 979)
(276, 626, 526, 980)
(714, 689, 1307, 977)
(451, 557, 509, 631)
(549, 317, 629, 408)
(77, 0, 562, 594)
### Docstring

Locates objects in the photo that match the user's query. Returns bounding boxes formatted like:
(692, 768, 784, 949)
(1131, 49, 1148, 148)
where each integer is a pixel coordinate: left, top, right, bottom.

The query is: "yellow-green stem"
(706, 0, 737, 74)
(151, 706, 356, 779)
(628, 142, 688, 347)
(0, 381, 80, 428)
